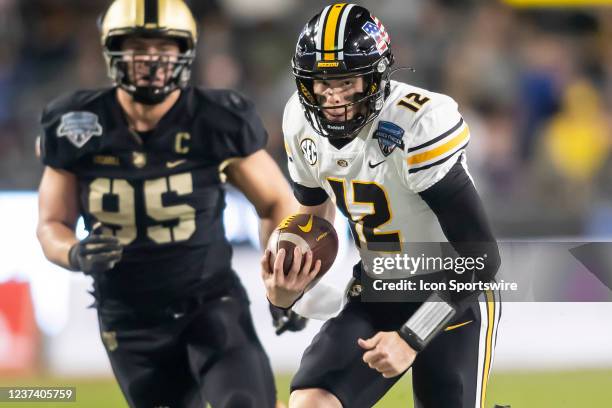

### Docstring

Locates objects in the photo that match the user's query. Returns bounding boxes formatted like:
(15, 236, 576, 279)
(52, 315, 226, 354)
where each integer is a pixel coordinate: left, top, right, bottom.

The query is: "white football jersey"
(283, 80, 471, 247)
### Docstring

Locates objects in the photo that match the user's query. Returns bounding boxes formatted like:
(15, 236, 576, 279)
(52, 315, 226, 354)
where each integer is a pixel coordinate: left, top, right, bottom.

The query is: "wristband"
(267, 292, 304, 311)
(68, 243, 80, 271)
(398, 292, 456, 351)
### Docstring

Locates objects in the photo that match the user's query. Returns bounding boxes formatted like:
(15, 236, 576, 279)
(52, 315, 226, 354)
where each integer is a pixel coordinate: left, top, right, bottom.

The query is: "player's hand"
(261, 247, 321, 309)
(358, 331, 417, 378)
(68, 234, 123, 275)
(269, 303, 308, 335)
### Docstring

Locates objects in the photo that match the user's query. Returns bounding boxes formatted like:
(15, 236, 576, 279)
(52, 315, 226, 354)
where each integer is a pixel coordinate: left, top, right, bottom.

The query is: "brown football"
(268, 213, 339, 278)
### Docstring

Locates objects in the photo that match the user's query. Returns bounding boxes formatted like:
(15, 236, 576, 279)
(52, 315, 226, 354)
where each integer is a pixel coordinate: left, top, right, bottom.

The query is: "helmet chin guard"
(292, 4, 394, 139)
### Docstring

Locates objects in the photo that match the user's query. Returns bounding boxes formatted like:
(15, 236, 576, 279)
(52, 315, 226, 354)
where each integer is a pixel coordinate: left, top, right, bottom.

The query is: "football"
(268, 213, 339, 278)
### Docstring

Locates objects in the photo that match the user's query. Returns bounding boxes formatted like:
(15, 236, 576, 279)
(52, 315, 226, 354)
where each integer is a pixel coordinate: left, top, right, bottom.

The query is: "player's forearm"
(36, 221, 78, 270)
(419, 160, 501, 301)
(259, 195, 299, 248)
(398, 160, 500, 352)
(298, 200, 335, 225)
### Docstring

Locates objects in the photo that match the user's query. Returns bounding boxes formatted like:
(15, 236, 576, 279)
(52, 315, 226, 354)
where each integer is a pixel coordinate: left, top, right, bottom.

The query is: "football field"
(1, 370, 611, 407)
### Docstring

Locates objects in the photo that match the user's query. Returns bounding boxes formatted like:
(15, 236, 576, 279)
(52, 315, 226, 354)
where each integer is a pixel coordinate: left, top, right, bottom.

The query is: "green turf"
(1, 370, 611, 407)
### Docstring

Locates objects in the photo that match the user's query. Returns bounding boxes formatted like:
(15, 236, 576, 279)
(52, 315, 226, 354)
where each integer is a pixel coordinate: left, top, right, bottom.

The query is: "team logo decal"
(337, 159, 349, 167)
(362, 16, 390, 55)
(373, 121, 405, 156)
(300, 138, 317, 165)
(57, 111, 103, 148)
(132, 152, 147, 168)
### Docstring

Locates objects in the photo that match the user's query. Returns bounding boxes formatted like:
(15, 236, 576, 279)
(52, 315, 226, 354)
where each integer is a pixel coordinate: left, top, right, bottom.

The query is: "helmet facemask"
(294, 57, 391, 140)
(104, 37, 195, 105)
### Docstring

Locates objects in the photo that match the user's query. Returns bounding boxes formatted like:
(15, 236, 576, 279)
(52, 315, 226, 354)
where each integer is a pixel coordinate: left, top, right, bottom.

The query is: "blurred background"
(1, 0, 612, 406)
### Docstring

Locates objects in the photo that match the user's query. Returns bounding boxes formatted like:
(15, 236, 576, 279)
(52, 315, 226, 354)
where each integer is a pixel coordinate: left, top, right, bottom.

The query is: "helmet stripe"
(144, 0, 159, 26)
(336, 3, 355, 60)
(323, 3, 346, 61)
(135, 0, 145, 26)
(315, 5, 331, 61)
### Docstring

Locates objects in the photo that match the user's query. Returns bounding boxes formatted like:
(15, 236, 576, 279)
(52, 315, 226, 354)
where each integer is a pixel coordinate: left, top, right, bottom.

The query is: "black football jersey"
(39, 87, 267, 306)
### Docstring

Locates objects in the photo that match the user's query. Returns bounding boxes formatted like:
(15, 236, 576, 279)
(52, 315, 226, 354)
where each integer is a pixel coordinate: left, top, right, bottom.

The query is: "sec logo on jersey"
(300, 138, 317, 165)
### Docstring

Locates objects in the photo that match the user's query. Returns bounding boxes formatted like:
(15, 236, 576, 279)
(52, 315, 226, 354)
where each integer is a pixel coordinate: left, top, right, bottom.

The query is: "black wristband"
(397, 327, 425, 352)
(68, 243, 81, 271)
(398, 293, 456, 352)
(267, 292, 304, 311)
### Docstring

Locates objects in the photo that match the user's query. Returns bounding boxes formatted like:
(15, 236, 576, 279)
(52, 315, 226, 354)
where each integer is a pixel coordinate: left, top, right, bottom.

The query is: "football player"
(36, 1, 295, 407)
(262, 4, 501, 407)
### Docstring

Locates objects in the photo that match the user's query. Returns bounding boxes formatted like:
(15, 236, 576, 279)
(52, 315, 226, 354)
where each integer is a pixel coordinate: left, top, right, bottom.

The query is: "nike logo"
(368, 160, 385, 169)
(166, 159, 187, 168)
(444, 320, 473, 332)
(298, 215, 313, 233)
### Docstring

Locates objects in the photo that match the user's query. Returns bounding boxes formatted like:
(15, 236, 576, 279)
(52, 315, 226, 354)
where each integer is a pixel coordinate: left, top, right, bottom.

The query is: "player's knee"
(289, 388, 342, 408)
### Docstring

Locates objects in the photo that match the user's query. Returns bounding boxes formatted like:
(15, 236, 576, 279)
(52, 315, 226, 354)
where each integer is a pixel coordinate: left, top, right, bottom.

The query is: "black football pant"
(97, 285, 276, 408)
(291, 290, 501, 407)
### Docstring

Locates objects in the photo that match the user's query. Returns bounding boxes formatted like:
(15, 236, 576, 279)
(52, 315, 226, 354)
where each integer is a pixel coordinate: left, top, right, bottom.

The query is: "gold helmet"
(100, 0, 197, 104)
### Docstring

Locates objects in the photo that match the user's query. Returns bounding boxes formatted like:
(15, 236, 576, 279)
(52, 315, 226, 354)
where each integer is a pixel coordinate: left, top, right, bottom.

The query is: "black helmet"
(292, 3, 394, 139)
(100, 0, 197, 105)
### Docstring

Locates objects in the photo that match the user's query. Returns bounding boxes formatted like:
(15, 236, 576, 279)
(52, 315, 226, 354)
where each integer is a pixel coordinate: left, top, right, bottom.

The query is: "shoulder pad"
(200, 88, 253, 113)
(378, 82, 450, 132)
(404, 93, 466, 167)
(382, 83, 469, 192)
(195, 88, 268, 158)
(282, 92, 307, 142)
(39, 89, 111, 169)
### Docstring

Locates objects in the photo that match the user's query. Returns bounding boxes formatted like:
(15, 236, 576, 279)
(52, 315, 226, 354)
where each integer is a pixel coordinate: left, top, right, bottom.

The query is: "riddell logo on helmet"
(317, 61, 340, 68)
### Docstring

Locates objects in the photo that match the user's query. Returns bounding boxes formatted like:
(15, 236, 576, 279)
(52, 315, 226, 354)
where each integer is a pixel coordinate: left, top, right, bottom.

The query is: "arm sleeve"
(291, 181, 329, 206)
(396, 157, 500, 351)
(418, 158, 501, 306)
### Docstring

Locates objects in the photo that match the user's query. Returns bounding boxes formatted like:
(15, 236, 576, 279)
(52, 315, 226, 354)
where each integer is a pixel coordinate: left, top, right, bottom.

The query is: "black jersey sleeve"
(39, 90, 107, 170)
(199, 89, 268, 160)
(291, 181, 329, 206)
(234, 95, 268, 157)
(418, 159, 501, 306)
(396, 159, 500, 352)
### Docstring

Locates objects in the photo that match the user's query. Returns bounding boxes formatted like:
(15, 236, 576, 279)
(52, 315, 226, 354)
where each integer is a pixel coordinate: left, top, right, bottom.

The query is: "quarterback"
(36, 0, 297, 407)
(262, 4, 501, 408)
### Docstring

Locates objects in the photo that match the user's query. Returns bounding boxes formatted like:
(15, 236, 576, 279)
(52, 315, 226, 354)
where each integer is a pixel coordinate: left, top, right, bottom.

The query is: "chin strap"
(130, 86, 171, 105)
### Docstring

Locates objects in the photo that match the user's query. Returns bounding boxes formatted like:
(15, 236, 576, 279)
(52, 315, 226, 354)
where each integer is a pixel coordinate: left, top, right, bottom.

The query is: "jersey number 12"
(327, 178, 401, 252)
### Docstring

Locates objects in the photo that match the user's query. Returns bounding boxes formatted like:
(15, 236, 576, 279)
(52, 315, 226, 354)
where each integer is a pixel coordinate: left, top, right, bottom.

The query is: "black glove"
(269, 303, 308, 335)
(68, 234, 123, 274)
